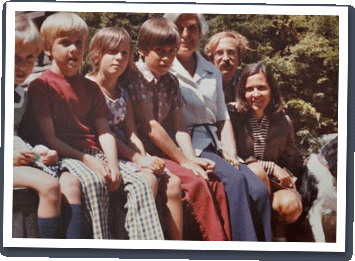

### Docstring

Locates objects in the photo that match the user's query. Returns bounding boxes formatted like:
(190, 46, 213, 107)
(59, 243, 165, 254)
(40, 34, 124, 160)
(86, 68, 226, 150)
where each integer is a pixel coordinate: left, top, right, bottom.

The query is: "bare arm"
(120, 99, 164, 174)
(95, 118, 122, 191)
(172, 108, 215, 178)
(123, 99, 146, 155)
(38, 116, 119, 191)
(133, 100, 210, 178)
(217, 119, 240, 168)
(135, 101, 188, 165)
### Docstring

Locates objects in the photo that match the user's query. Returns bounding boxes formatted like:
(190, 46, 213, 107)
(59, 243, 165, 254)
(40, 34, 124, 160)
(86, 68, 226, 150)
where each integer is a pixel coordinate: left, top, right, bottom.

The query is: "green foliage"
(284, 98, 337, 154)
(76, 12, 339, 154)
(204, 14, 339, 153)
(77, 12, 162, 59)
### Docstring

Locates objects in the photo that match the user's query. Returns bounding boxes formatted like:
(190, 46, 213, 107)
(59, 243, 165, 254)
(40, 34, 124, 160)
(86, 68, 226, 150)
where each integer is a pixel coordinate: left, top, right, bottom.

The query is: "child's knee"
(272, 190, 302, 223)
(84, 171, 106, 189)
(144, 171, 158, 189)
(60, 173, 82, 196)
(140, 170, 159, 197)
(39, 178, 61, 204)
(166, 174, 181, 199)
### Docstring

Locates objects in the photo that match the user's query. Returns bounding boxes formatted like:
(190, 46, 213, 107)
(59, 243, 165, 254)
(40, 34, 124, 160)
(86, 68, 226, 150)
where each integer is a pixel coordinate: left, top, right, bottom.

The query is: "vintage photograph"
(4, 2, 348, 253)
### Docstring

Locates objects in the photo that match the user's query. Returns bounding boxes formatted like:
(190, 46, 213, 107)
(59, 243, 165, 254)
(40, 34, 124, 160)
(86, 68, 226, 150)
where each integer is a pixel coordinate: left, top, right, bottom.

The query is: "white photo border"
(4, 2, 348, 252)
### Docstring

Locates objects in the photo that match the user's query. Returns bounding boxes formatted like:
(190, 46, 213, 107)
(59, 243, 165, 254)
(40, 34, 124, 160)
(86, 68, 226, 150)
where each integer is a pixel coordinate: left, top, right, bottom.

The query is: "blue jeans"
(201, 148, 272, 241)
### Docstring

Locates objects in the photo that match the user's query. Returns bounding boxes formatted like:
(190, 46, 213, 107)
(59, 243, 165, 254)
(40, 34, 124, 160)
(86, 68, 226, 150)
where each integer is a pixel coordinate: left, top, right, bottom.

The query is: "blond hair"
(40, 12, 88, 52)
(89, 27, 135, 84)
(204, 31, 251, 62)
(15, 14, 43, 50)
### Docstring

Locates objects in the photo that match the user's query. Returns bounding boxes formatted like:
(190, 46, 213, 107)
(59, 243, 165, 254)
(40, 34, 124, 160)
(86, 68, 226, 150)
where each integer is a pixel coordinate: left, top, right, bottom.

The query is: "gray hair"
(163, 13, 209, 36)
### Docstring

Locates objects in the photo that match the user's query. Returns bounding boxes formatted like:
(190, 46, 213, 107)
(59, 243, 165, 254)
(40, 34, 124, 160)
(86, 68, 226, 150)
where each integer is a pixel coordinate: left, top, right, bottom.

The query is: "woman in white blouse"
(164, 13, 272, 241)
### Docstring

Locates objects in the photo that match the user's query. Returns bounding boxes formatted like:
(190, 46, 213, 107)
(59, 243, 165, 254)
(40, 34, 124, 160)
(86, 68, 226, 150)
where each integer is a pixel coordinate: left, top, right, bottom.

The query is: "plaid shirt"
(127, 60, 184, 124)
(126, 60, 185, 155)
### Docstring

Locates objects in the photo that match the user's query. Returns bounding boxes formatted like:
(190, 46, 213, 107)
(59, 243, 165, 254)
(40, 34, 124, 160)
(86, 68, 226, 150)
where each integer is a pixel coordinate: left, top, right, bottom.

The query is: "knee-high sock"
(37, 215, 61, 239)
(66, 204, 83, 239)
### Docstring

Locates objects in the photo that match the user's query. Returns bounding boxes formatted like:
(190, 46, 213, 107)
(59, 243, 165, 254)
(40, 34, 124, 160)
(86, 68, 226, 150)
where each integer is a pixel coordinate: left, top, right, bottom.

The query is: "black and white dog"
(286, 134, 337, 242)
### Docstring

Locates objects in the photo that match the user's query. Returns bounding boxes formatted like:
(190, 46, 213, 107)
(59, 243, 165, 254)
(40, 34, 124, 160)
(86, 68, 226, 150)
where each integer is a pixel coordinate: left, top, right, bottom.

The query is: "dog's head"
(320, 136, 338, 179)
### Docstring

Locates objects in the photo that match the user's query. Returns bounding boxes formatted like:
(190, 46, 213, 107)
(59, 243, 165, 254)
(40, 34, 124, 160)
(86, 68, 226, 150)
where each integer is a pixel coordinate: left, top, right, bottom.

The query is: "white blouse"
(170, 52, 230, 156)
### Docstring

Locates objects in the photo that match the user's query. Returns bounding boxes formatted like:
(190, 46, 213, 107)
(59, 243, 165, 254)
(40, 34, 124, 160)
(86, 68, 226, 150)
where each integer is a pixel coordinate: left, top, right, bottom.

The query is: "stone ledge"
(12, 187, 40, 238)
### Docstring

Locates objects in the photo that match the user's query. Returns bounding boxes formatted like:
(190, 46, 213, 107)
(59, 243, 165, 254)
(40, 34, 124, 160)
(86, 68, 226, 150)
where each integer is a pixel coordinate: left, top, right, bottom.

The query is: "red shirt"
(20, 69, 110, 152)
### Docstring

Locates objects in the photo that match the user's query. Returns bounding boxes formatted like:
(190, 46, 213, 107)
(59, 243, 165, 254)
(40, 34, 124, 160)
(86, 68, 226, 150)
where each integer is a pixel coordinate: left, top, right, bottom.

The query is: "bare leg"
(272, 189, 302, 224)
(158, 171, 183, 240)
(139, 170, 159, 199)
(272, 189, 302, 241)
(13, 166, 61, 218)
(59, 171, 82, 239)
(140, 169, 183, 240)
(59, 171, 81, 205)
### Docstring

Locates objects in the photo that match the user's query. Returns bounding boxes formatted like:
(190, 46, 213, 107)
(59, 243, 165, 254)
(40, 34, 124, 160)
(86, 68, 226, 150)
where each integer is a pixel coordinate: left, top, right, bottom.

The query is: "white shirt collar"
(14, 85, 26, 108)
(171, 52, 213, 84)
(136, 59, 158, 84)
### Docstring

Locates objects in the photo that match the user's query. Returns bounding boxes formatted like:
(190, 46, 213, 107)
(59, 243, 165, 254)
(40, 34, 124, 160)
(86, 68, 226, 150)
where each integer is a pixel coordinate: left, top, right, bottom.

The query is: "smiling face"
(99, 37, 130, 79)
(14, 41, 40, 85)
(141, 45, 177, 78)
(245, 72, 271, 119)
(48, 32, 86, 77)
(174, 14, 201, 59)
(213, 37, 239, 84)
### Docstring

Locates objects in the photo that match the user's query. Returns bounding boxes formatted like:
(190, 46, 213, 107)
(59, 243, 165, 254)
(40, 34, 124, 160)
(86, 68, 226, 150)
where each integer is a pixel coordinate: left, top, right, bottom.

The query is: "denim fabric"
(201, 148, 272, 241)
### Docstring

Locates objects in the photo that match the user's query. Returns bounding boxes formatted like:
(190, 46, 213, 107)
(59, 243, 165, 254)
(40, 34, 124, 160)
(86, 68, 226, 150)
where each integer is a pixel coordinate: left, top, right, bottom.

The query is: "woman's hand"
(13, 150, 36, 166)
(272, 164, 294, 188)
(222, 151, 241, 169)
(134, 155, 165, 175)
(82, 154, 121, 192)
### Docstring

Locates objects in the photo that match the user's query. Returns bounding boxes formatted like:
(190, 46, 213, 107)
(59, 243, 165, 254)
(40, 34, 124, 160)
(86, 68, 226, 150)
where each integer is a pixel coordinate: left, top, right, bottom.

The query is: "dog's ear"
(320, 136, 338, 179)
(297, 167, 318, 216)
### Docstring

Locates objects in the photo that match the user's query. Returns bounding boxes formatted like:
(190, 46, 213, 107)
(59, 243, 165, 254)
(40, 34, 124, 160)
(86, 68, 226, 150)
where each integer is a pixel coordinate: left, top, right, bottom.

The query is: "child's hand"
(13, 150, 36, 166)
(83, 154, 121, 192)
(33, 145, 58, 165)
(40, 150, 58, 165)
(135, 155, 165, 175)
(106, 162, 122, 192)
(190, 157, 215, 175)
(41, 149, 58, 165)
